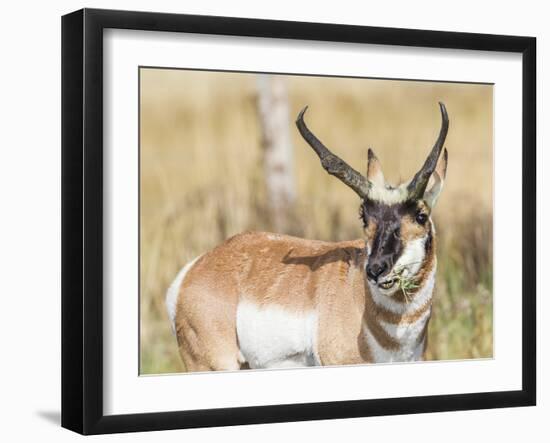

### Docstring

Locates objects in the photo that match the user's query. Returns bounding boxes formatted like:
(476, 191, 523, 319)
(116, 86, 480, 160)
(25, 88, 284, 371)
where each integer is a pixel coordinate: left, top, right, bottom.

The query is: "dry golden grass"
(139, 68, 493, 374)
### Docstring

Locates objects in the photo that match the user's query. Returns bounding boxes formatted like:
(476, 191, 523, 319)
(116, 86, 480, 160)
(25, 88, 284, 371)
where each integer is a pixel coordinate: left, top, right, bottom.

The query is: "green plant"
(391, 264, 421, 303)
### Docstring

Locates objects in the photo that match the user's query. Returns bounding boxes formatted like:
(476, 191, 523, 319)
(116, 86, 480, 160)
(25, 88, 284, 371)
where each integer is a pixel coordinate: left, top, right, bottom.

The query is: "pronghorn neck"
(361, 264, 436, 363)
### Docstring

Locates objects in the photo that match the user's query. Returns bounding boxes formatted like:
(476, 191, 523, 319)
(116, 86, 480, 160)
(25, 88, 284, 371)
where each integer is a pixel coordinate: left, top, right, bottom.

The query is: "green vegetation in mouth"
(392, 265, 420, 303)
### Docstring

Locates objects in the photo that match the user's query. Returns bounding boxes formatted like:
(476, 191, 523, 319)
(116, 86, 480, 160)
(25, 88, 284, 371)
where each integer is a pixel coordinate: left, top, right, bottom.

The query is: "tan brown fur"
(364, 289, 432, 325)
(175, 229, 436, 369)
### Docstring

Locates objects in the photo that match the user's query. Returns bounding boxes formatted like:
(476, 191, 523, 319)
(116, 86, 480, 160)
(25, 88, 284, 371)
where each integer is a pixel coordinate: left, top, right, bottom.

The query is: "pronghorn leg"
(178, 342, 241, 372)
(175, 288, 241, 372)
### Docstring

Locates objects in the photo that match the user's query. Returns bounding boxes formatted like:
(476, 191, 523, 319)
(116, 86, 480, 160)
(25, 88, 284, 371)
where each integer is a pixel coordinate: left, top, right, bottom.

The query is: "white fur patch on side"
(165, 256, 201, 335)
(236, 301, 320, 369)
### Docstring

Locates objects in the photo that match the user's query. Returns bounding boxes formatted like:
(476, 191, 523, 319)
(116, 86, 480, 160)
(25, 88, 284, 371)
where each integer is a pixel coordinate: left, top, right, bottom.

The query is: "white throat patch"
(363, 267, 436, 363)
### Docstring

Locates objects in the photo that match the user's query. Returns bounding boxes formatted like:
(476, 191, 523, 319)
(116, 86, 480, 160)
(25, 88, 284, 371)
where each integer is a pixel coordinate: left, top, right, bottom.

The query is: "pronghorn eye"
(415, 212, 428, 225)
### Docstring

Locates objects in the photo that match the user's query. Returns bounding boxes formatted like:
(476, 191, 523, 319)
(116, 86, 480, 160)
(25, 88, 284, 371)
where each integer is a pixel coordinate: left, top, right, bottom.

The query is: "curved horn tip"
(296, 105, 309, 122)
(438, 102, 448, 119)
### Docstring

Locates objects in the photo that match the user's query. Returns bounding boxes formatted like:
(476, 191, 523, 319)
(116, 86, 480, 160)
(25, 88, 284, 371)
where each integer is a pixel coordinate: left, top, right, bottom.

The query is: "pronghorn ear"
(367, 148, 385, 188)
(424, 148, 448, 209)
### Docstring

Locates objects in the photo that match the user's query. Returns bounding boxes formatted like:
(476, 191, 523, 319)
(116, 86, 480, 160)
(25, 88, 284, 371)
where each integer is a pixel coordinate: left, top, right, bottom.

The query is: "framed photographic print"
(61, 8, 536, 435)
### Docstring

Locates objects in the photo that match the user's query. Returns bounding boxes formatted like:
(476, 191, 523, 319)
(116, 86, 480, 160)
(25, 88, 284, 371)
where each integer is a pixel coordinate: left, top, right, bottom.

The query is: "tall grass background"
(140, 68, 493, 374)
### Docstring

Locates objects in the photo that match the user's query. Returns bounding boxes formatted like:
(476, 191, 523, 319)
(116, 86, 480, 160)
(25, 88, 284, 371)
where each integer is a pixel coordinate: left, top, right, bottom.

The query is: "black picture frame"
(61, 8, 536, 435)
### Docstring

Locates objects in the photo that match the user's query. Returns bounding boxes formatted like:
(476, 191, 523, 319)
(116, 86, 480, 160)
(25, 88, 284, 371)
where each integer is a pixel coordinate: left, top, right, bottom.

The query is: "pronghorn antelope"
(166, 103, 449, 371)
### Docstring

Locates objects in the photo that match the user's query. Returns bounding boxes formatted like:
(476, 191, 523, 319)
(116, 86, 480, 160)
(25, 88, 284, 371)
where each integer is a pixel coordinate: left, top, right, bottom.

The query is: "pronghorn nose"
(366, 261, 389, 282)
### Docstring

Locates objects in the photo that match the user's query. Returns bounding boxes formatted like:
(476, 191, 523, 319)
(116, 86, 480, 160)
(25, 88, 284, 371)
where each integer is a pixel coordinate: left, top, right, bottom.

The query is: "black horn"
(407, 102, 449, 200)
(296, 106, 369, 199)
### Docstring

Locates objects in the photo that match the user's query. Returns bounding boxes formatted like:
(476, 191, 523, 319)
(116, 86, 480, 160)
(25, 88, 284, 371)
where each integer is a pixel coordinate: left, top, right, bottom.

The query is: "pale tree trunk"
(256, 75, 296, 232)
